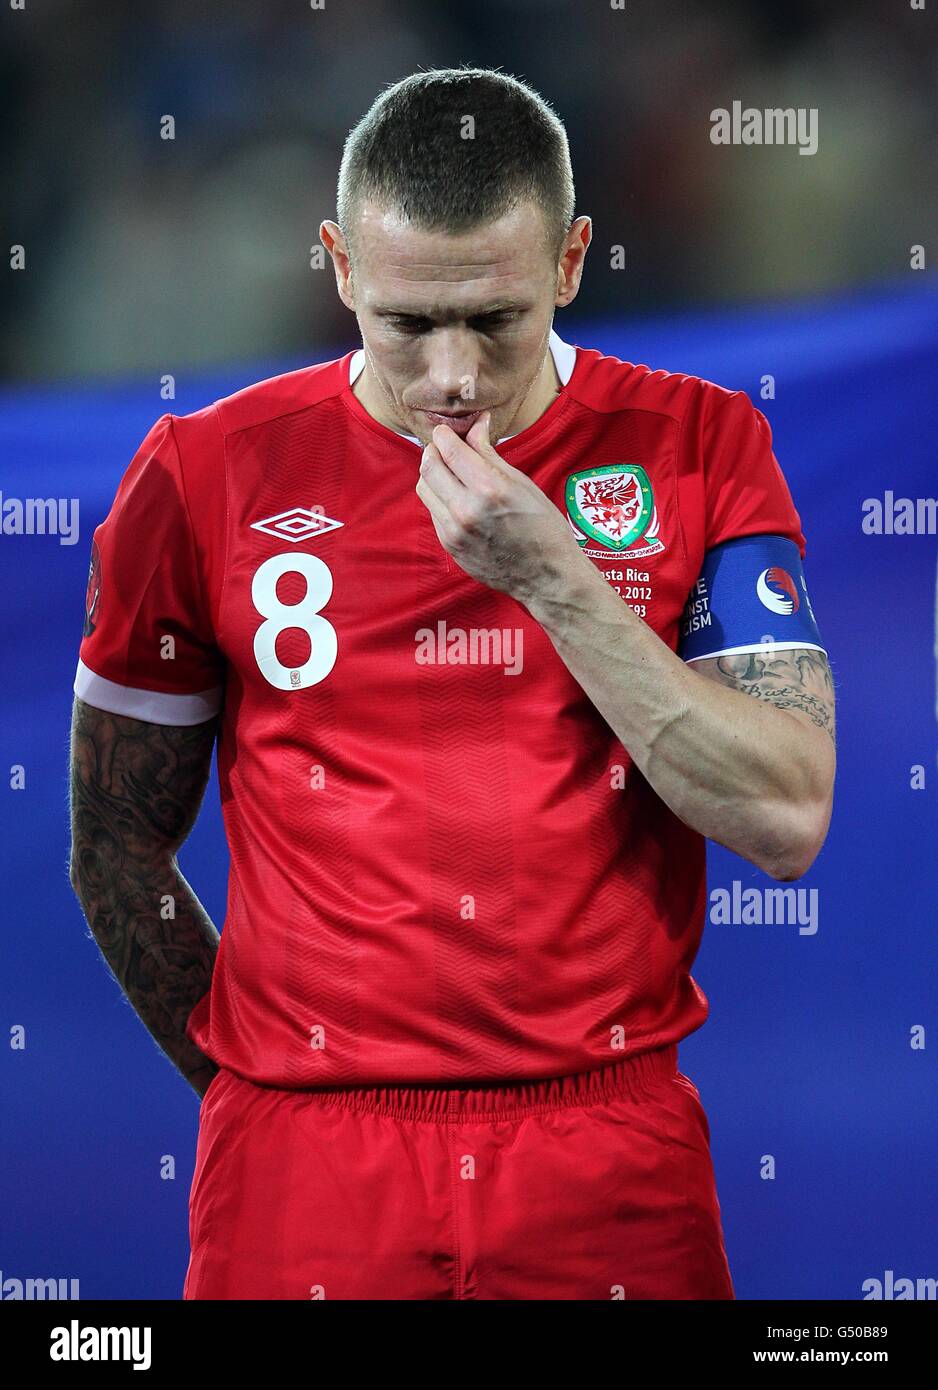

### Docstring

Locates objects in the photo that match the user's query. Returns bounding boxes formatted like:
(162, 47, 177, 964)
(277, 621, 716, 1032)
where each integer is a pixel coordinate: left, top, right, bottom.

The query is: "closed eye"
(387, 316, 432, 333)
(469, 312, 517, 330)
(384, 311, 519, 333)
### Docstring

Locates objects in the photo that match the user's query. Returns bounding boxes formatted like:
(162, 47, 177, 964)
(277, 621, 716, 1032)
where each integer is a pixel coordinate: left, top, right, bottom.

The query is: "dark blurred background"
(2, 0, 935, 382)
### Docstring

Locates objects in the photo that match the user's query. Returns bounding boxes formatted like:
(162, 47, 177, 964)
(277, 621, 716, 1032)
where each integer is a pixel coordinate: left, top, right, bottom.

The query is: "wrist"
(522, 548, 608, 633)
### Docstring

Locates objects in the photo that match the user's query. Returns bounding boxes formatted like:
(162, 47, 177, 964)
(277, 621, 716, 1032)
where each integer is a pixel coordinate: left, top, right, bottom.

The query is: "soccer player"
(68, 67, 836, 1300)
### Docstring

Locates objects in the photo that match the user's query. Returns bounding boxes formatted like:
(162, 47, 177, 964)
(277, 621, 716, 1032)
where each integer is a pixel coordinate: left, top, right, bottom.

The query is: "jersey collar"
(343, 327, 578, 449)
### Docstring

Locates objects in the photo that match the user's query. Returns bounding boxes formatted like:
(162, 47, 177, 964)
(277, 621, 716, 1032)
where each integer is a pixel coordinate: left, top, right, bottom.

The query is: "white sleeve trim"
(684, 640, 827, 664)
(74, 657, 223, 725)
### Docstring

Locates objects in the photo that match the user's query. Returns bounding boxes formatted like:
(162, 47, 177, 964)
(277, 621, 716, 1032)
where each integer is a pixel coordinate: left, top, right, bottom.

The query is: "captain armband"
(678, 534, 826, 664)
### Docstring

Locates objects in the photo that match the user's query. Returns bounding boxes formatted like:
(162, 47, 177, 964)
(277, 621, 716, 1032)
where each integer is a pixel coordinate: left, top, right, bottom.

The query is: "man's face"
(323, 200, 585, 446)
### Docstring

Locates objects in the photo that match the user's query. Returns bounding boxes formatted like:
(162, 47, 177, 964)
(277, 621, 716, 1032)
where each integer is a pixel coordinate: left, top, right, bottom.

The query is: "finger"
(419, 443, 466, 509)
(465, 409, 492, 453)
(431, 412, 501, 487)
(415, 472, 455, 537)
(451, 411, 526, 487)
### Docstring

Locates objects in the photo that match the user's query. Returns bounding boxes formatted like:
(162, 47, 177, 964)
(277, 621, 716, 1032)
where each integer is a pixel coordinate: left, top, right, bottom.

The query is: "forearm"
(525, 555, 824, 877)
(73, 857, 220, 1096)
(69, 698, 222, 1098)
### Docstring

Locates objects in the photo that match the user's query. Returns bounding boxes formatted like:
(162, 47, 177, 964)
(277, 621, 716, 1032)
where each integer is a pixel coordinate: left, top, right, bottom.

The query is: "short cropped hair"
(336, 66, 575, 265)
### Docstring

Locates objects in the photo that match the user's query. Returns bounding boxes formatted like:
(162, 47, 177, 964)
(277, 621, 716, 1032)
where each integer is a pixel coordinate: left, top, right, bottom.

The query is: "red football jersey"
(74, 329, 805, 1087)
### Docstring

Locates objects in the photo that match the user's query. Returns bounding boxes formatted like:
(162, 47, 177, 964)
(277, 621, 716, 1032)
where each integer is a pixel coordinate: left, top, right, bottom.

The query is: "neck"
(519, 345, 563, 426)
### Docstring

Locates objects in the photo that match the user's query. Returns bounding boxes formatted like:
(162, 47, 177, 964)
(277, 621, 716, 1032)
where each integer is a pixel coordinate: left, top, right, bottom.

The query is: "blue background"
(2, 277, 936, 1299)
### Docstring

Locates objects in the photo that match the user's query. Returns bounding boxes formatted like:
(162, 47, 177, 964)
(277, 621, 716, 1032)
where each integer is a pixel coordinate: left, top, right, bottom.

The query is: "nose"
(424, 328, 481, 405)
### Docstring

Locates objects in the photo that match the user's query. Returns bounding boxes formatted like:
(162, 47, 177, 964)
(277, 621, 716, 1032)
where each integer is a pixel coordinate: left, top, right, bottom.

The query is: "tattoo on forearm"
(709, 649, 836, 746)
(68, 698, 221, 1096)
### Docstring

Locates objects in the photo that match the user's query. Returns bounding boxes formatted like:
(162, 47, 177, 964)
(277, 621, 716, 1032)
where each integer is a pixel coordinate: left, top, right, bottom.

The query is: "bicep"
(689, 646, 836, 756)
(68, 695, 219, 879)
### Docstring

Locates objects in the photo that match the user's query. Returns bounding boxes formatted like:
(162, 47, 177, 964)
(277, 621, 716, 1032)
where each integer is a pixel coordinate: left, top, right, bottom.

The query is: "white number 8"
(251, 553, 338, 690)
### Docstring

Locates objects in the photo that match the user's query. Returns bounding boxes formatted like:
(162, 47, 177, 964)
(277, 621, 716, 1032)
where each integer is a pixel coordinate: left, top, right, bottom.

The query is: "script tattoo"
(68, 697, 221, 1097)
(698, 648, 836, 747)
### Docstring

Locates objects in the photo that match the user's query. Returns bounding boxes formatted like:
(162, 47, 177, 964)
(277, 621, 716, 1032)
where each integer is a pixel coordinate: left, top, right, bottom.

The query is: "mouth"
(419, 409, 486, 437)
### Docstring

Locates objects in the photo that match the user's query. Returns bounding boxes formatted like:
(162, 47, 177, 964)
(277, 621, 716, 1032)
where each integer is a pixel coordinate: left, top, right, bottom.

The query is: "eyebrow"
(374, 300, 529, 321)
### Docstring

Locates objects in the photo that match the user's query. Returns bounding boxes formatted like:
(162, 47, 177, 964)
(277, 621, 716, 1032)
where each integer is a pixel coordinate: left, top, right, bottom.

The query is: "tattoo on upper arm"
(69, 697, 219, 864)
(68, 697, 222, 1091)
(696, 648, 836, 747)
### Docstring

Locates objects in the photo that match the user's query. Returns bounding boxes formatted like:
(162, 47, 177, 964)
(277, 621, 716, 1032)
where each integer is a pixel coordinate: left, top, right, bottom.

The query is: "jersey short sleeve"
(678, 388, 826, 664)
(73, 413, 225, 725)
(701, 387, 804, 555)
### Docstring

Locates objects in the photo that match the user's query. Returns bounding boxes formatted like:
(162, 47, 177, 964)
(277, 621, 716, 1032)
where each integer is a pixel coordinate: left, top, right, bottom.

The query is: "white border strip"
(684, 641, 827, 664)
(74, 657, 223, 726)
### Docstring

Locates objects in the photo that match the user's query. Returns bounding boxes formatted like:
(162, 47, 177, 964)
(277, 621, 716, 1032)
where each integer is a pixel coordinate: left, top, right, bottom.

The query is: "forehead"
(351, 199, 552, 313)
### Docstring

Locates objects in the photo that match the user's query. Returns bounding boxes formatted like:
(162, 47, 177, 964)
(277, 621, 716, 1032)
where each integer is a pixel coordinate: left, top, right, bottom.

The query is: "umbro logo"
(251, 506, 344, 544)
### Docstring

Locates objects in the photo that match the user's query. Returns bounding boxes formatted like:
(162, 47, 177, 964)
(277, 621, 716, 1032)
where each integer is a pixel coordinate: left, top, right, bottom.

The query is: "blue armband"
(678, 534, 825, 663)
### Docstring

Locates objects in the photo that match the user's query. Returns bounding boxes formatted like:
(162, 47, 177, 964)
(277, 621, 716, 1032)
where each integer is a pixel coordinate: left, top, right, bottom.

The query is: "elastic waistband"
(293, 1045, 679, 1122)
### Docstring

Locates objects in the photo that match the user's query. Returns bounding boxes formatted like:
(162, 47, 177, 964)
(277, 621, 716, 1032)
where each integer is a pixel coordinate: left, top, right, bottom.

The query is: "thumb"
(466, 409, 493, 451)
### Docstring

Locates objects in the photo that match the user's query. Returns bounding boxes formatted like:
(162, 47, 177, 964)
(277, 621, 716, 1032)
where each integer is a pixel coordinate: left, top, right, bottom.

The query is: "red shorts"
(183, 1042, 734, 1300)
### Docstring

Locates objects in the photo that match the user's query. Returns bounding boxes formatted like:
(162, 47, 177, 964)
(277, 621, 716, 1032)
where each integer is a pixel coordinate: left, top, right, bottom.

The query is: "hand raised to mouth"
(414, 409, 581, 605)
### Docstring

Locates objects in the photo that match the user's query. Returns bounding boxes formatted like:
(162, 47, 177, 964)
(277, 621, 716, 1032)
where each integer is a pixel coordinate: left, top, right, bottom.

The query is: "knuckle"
(449, 502, 473, 532)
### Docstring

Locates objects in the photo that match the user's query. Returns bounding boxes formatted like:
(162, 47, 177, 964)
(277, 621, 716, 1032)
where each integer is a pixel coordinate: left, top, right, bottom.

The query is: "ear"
(320, 221, 354, 311)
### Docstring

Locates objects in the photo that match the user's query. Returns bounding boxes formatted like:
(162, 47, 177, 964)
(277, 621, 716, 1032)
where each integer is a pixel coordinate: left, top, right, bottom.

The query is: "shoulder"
(169, 353, 350, 456)
(568, 343, 744, 429)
